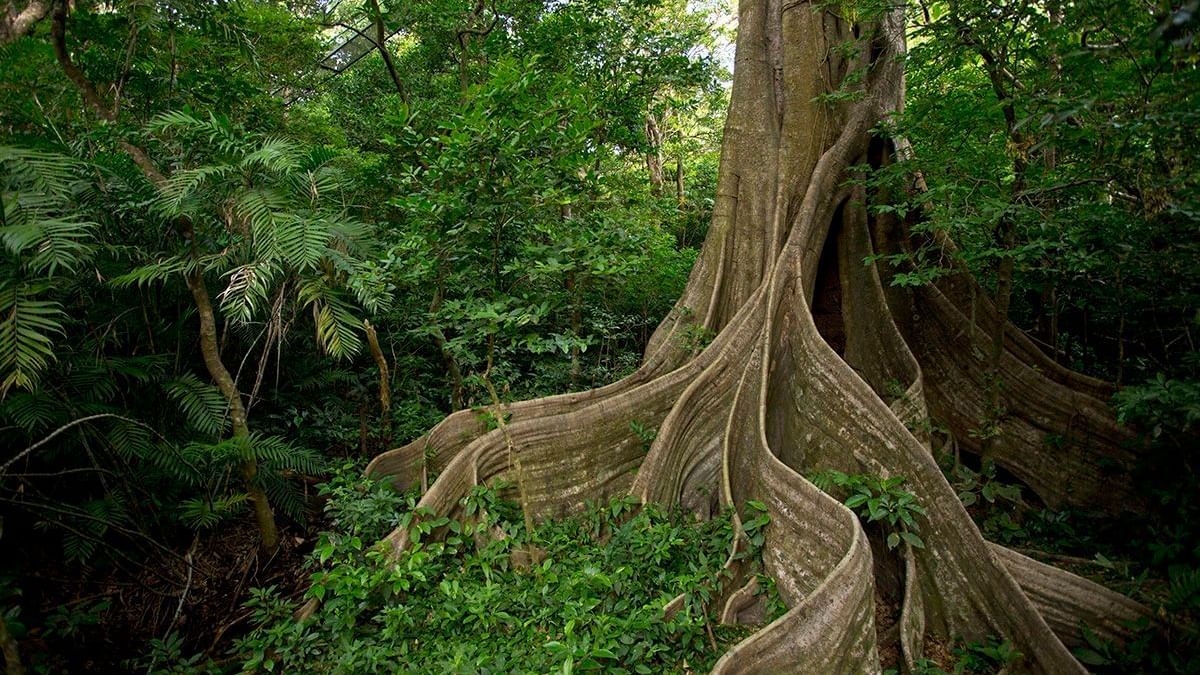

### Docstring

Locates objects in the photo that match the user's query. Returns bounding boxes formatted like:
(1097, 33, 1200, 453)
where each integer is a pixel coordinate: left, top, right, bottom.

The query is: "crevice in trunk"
(867, 524, 905, 671)
(812, 205, 847, 357)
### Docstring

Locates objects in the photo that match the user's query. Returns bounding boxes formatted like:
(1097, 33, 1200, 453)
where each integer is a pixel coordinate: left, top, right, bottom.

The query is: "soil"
(14, 516, 316, 672)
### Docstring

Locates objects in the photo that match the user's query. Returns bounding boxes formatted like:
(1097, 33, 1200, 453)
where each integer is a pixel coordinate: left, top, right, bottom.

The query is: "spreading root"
(365, 3, 1148, 671)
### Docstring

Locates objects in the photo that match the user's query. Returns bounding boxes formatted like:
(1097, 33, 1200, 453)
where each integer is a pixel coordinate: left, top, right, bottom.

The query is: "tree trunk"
(675, 155, 685, 207)
(644, 113, 665, 195)
(428, 275, 465, 410)
(364, 319, 392, 448)
(1, 0, 49, 45)
(186, 270, 279, 552)
(50, 0, 281, 552)
(366, 2, 1146, 671)
(366, 0, 409, 105)
(0, 612, 23, 675)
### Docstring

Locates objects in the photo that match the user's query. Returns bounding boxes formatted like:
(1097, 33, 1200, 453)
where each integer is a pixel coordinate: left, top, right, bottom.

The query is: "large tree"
(364, 0, 1147, 671)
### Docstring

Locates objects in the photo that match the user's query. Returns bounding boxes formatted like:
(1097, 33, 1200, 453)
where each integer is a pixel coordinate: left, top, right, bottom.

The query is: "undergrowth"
(189, 467, 783, 673)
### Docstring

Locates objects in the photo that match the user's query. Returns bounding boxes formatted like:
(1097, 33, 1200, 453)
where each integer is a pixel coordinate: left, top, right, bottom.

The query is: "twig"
(0, 414, 157, 475)
(165, 535, 200, 637)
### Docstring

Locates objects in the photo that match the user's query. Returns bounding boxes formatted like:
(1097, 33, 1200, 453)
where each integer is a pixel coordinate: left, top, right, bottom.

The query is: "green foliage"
(165, 374, 230, 437)
(1115, 375, 1200, 442)
(236, 483, 766, 673)
(128, 631, 219, 675)
(948, 460, 1022, 508)
(630, 420, 658, 452)
(811, 471, 927, 551)
(0, 147, 97, 395)
(129, 113, 388, 360)
(887, 636, 1024, 675)
(886, 0, 1200, 383)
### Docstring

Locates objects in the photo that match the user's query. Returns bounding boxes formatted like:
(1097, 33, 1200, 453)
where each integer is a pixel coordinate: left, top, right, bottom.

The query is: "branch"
(49, 0, 166, 184)
(0, 413, 156, 475)
(365, 0, 409, 104)
(0, 0, 50, 45)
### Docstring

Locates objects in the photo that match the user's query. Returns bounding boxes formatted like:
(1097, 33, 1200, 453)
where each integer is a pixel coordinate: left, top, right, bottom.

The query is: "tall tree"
(364, 0, 1147, 671)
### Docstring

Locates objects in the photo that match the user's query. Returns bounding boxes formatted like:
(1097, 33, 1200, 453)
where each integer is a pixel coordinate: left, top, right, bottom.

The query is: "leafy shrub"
(235, 482, 780, 673)
(810, 471, 927, 550)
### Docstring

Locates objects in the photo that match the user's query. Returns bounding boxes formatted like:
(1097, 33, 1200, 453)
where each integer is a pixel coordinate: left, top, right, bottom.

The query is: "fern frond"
(292, 166, 351, 203)
(153, 165, 234, 216)
(178, 493, 248, 530)
(0, 390, 66, 432)
(276, 214, 329, 271)
(146, 110, 241, 152)
(232, 187, 289, 258)
(164, 373, 228, 436)
(109, 256, 189, 288)
(105, 354, 170, 383)
(64, 362, 119, 402)
(0, 281, 66, 396)
(241, 137, 301, 174)
(148, 441, 208, 487)
(218, 260, 279, 323)
(106, 419, 153, 461)
(0, 216, 97, 275)
(249, 433, 324, 475)
(261, 475, 308, 523)
(298, 279, 362, 358)
(0, 146, 81, 202)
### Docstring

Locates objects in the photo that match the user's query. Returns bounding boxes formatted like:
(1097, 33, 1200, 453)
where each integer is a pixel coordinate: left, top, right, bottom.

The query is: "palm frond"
(109, 256, 189, 288)
(0, 216, 98, 275)
(298, 279, 363, 359)
(153, 165, 235, 216)
(0, 146, 81, 202)
(0, 281, 66, 396)
(164, 373, 229, 437)
(276, 214, 330, 271)
(218, 260, 280, 323)
(241, 137, 302, 174)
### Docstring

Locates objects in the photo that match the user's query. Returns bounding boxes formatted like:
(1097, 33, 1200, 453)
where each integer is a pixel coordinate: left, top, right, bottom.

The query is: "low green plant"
(810, 471, 927, 551)
(884, 635, 1023, 674)
(236, 483, 780, 673)
(630, 420, 658, 452)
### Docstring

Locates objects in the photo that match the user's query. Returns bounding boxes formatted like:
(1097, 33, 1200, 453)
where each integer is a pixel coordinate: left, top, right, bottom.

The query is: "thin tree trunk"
(186, 270, 279, 552)
(366, 0, 409, 105)
(1, 0, 49, 45)
(967, 21, 1027, 461)
(0, 612, 23, 675)
(644, 114, 665, 195)
(364, 319, 392, 448)
(984, 208, 1018, 459)
(429, 274, 465, 410)
(567, 270, 582, 386)
(675, 155, 685, 207)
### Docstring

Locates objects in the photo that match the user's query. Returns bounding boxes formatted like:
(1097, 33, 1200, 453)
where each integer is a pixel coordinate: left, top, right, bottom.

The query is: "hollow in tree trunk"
(366, 2, 1147, 671)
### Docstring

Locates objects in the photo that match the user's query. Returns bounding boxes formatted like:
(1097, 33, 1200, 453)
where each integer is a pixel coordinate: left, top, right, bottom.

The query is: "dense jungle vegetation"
(0, 0, 1197, 672)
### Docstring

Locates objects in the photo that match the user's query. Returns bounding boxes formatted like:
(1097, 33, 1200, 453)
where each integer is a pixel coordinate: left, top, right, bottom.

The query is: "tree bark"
(186, 270, 279, 552)
(365, 0, 409, 105)
(644, 113, 666, 195)
(675, 155, 685, 207)
(0, 611, 22, 675)
(363, 319, 392, 448)
(428, 274, 465, 411)
(1, 0, 48, 45)
(365, 1, 1146, 671)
